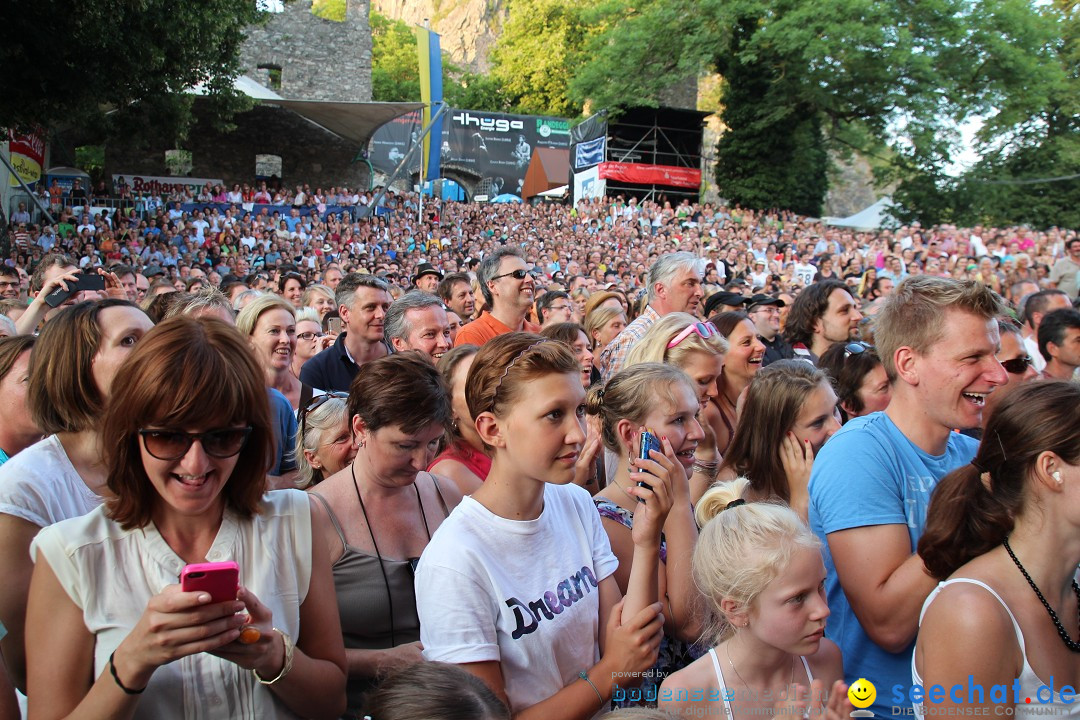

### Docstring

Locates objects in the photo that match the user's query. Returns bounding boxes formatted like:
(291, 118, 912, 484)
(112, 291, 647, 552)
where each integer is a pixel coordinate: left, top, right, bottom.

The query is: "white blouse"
(32, 489, 313, 720)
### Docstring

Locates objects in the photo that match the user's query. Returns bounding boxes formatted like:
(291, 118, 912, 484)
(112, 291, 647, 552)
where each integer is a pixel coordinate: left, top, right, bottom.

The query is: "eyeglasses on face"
(1000, 355, 1033, 375)
(492, 269, 528, 281)
(843, 341, 873, 358)
(297, 331, 325, 341)
(668, 321, 719, 349)
(139, 427, 253, 461)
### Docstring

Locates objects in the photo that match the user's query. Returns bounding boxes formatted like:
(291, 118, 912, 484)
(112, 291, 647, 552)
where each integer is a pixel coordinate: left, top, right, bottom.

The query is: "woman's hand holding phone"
(627, 431, 676, 548)
(209, 587, 285, 679)
(112, 585, 248, 690)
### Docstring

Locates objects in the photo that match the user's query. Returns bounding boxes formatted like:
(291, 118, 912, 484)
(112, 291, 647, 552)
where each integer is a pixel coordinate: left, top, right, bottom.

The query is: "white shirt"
(0, 435, 100, 527)
(416, 483, 618, 715)
(32, 490, 312, 720)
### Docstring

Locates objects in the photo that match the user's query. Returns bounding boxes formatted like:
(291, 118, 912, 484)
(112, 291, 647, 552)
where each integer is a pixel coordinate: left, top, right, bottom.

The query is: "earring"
(357, 438, 366, 448)
(1053, 470, 1062, 485)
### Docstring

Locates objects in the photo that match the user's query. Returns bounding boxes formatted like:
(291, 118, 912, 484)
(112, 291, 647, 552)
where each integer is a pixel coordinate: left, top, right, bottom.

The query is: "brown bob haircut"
(29, 299, 146, 434)
(0, 334, 35, 383)
(103, 316, 274, 530)
(347, 351, 452, 436)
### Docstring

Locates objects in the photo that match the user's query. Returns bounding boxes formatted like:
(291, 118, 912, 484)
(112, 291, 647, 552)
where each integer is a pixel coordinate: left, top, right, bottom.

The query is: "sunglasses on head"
(299, 391, 349, 440)
(1001, 355, 1033, 375)
(843, 341, 873, 358)
(668, 322, 719, 349)
(139, 427, 252, 461)
(492, 269, 529, 281)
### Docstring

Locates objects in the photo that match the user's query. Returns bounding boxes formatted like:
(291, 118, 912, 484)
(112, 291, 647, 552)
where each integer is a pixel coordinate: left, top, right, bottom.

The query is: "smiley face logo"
(848, 678, 876, 709)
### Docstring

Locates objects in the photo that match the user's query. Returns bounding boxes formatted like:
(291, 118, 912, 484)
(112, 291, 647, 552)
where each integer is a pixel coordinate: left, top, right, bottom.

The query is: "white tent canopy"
(824, 197, 898, 231)
(538, 184, 568, 197)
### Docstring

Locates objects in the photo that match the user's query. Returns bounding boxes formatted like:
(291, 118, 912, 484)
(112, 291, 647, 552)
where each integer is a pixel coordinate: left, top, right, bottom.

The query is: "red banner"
(7, 128, 45, 188)
(597, 161, 701, 189)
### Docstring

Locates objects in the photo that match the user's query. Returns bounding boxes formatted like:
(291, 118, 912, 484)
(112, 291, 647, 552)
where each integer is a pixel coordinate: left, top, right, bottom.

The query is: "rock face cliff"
(372, 0, 506, 71)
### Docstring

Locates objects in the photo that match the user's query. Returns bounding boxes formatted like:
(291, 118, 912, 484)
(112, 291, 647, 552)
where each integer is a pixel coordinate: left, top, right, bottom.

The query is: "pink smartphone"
(181, 561, 239, 603)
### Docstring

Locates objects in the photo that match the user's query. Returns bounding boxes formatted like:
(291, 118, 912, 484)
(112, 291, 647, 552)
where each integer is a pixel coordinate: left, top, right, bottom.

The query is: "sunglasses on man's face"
(492, 269, 529, 281)
(1000, 355, 1033, 375)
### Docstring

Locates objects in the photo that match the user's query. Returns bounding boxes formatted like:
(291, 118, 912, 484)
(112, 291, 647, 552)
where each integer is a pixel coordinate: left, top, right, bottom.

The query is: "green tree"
(0, 0, 264, 132)
(489, 0, 596, 117)
(370, 11, 509, 112)
(570, 0, 1068, 217)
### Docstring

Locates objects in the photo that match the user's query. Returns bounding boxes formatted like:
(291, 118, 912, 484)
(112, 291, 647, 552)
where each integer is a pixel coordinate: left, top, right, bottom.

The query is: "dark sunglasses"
(1001, 355, 1033, 375)
(492, 269, 528, 281)
(299, 391, 349, 440)
(139, 427, 252, 461)
(843, 341, 873, 358)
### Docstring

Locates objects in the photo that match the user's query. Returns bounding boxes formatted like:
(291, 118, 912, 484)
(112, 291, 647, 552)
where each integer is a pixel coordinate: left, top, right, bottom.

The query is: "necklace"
(351, 462, 432, 648)
(1002, 537, 1080, 653)
(725, 643, 795, 712)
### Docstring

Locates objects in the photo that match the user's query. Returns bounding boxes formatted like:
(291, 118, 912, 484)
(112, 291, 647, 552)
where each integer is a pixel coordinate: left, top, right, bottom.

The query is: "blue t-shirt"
(808, 412, 977, 718)
(267, 388, 297, 476)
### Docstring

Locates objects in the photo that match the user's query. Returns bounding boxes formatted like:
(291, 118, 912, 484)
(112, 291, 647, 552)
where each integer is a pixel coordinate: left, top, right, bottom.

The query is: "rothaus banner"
(370, 109, 569, 199)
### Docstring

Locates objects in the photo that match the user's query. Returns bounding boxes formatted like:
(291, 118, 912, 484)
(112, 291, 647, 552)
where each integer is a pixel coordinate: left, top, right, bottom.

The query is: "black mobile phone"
(636, 429, 661, 493)
(44, 273, 106, 307)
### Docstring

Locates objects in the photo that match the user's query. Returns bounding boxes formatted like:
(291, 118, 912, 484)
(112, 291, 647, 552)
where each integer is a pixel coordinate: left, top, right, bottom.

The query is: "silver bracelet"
(578, 670, 604, 710)
(692, 459, 721, 480)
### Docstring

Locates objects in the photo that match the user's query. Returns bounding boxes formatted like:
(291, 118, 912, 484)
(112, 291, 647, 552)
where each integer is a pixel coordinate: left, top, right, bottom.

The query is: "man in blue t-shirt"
(809, 276, 1009, 718)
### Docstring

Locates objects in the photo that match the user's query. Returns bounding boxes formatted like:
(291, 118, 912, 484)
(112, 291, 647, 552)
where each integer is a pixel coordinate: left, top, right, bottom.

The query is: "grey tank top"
(309, 475, 450, 717)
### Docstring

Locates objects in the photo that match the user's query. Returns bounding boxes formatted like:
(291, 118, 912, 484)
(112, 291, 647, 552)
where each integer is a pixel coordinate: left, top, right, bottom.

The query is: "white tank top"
(708, 647, 814, 719)
(914, 578, 1080, 719)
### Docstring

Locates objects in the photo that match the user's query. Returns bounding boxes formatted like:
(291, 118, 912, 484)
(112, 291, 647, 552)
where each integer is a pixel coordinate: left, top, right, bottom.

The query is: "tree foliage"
(0, 0, 264, 132)
(369, 11, 509, 113)
(488, 0, 597, 117)
(569, 0, 1069, 218)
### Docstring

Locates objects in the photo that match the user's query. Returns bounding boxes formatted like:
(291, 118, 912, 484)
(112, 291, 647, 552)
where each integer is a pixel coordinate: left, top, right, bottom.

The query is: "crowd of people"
(0, 187, 1078, 720)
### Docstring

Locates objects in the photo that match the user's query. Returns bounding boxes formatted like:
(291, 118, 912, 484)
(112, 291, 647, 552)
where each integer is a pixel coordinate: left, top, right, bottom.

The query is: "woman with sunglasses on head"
(294, 393, 355, 488)
(587, 363, 706, 708)
(817, 341, 892, 425)
(25, 316, 347, 720)
(716, 360, 842, 523)
(0, 299, 153, 693)
(307, 353, 466, 718)
(416, 333, 669, 720)
(624, 313, 729, 503)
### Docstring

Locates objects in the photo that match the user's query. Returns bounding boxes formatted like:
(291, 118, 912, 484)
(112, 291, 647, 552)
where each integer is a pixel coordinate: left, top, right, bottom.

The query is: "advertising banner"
(7, 129, 45, 188)
(596, 162, 701, 189)
(111, 174, 224, 197)
(369, 109, 569, 200)
(573, 165, 605, 201)
(573, 136, 606, 171)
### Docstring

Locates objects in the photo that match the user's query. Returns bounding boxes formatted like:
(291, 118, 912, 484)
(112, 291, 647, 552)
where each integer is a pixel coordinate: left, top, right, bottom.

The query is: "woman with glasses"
(295, 393, 355, 488)
(716, 359, 842, 522)
(25, 316, 347, 719)
(307, 353, 466, 717)
(818, 341, 892, 424)
(292, 307, 327, 381)
(237, 294, 309, 412)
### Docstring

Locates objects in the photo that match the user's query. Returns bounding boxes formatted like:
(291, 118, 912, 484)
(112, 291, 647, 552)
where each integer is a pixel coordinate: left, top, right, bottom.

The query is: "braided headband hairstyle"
(465, 332, 580, 423)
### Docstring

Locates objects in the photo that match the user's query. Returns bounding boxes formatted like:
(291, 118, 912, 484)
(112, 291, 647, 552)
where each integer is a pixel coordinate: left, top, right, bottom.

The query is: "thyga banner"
(370, 110, 569, 199)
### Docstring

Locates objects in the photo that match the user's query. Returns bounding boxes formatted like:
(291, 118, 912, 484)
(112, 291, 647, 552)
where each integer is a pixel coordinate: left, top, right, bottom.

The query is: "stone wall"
(240, 0, 373, 102)
(106, 103, 370, 189)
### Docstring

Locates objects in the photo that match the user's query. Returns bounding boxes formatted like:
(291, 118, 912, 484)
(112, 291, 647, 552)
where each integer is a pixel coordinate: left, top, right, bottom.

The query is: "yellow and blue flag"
(416, 26, 444, 181)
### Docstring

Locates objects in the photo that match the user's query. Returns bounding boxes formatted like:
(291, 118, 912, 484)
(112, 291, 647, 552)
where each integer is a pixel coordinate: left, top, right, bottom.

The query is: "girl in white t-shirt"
(416, 332, 674, 719)
(659, 479, 851, 720)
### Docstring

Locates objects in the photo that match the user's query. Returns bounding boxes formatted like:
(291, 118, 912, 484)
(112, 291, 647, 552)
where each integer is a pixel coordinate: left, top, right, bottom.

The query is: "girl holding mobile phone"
(26, 317, 346, 719)
(416, 333, 671, 719)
